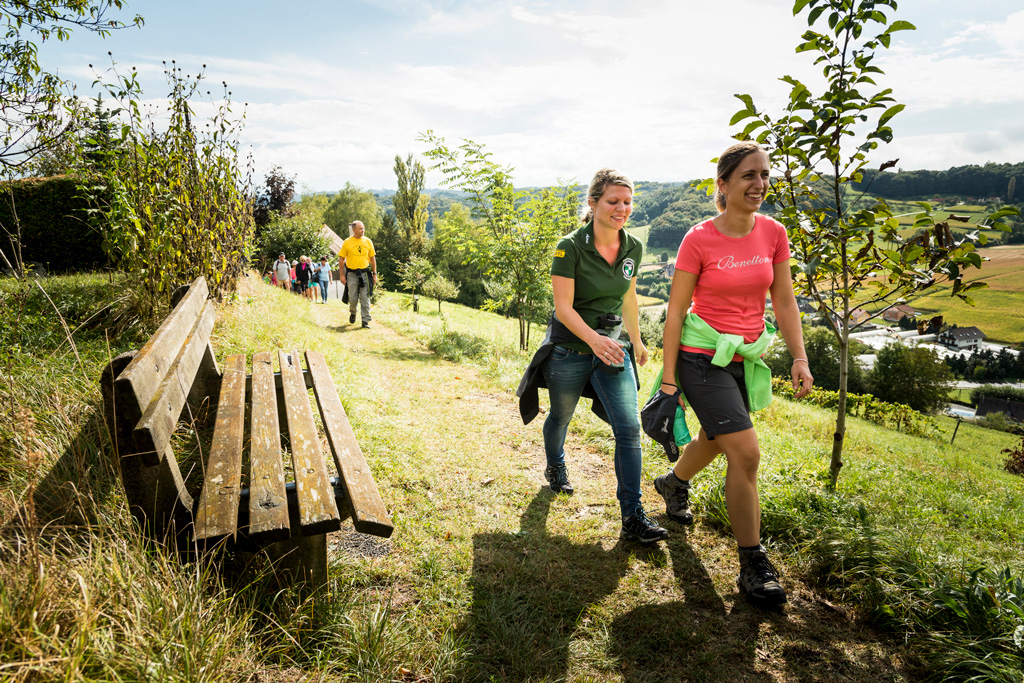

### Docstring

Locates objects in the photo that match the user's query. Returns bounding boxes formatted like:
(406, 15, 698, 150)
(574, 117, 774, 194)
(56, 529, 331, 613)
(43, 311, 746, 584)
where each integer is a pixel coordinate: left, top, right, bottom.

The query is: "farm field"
(905, 244, 1024, 345)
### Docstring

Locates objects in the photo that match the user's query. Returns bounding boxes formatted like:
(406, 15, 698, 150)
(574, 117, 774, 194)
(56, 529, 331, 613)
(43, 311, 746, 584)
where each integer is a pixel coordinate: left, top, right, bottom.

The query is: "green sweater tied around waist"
(675, 312, 777, 412)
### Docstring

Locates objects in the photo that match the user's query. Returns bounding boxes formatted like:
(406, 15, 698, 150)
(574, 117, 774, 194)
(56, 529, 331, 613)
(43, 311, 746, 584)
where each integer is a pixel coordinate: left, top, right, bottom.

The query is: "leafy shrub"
(976, 411, 1020, 434)
(427, 314, 488, 362)
(83, 63, 254, 321)
(637, 308, 665, 349)
(0, 176, 107, 273)
(257, 210, 333, 274)
(771, 377, 938, 437)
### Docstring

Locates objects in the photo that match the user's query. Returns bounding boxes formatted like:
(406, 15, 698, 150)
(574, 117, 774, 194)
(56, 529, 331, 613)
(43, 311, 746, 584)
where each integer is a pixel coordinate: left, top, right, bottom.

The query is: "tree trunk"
(829, 330, 850, 489)
(518, 317, 527, 351)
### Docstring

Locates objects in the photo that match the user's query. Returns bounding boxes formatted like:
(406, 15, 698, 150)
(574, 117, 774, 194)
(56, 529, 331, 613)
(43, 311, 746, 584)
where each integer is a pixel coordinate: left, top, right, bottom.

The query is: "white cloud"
(41, 0, 1024, 190)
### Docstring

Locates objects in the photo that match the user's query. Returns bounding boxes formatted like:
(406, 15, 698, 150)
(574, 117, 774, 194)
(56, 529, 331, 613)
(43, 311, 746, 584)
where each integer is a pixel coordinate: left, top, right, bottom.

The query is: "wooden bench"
(100, 276, 393, 587)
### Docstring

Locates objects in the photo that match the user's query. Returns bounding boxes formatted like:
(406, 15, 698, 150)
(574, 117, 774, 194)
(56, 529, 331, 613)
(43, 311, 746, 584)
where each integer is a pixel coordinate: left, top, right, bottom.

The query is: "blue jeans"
(318, 280, 328, 302)
(541, 345, 643, 517)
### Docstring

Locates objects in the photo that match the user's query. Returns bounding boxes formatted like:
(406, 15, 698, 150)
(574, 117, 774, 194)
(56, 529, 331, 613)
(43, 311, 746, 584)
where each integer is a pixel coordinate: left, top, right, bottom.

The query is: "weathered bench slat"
(247, 351, 290, 542)
(279, 350, 341, 536)
(115, 277, 210, 416)
(306, 350, 394, 538)
(194, 353, 247, 544)
(129, 300, 217, 467)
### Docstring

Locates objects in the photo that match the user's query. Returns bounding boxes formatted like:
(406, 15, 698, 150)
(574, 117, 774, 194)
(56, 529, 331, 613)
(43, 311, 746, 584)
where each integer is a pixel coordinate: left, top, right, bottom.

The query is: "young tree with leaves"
(398, 254, 432, 312)
(323, 182, 381, 237)
(423, 273, 460, 313)
(253, 164, 296, 230)
(870, 343, 953, 414)
(722, 0, 1018, 488)
(1, 1, 142, 171)
(419, 131, 578, 350)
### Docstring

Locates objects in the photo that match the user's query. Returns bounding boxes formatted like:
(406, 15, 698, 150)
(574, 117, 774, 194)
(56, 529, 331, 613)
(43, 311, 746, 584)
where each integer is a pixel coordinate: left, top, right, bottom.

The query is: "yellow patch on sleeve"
(554, 249, 565, 258)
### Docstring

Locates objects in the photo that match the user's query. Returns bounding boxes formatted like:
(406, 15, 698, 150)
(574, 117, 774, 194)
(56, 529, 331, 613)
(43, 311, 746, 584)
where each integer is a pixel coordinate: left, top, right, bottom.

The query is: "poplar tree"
(392, 153, 429, 255)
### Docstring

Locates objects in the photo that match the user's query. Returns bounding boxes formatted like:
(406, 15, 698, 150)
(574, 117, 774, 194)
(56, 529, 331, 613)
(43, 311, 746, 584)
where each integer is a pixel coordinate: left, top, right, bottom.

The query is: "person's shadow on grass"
(464, 487, 645, 681)
(607, 529, 771, 683)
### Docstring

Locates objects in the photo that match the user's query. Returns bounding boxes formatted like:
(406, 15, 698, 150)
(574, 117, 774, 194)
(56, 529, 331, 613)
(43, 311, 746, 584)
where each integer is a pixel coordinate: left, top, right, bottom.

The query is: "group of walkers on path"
(267, 220, 377, 327)
(262, 143, 813, 608)
(518, 142, 815, 608)
(269, 253, 333, 304)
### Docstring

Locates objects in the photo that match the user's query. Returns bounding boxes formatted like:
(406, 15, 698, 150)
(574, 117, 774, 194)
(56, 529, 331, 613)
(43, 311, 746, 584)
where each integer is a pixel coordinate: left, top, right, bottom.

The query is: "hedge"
(0, 176, 107, 274)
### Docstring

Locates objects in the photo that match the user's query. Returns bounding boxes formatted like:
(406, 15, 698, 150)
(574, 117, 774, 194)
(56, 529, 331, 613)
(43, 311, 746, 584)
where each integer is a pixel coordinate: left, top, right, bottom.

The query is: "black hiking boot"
(544, 463, 574, 495)
(737, 545, 788, 605)
(653, 471, 694, 525)
(620, 507, 669, 544)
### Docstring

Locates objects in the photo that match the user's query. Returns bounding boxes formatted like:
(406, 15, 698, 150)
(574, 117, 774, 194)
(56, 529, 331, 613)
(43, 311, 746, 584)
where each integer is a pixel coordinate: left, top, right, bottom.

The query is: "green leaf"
(793, 0, 814, 15)
(730, 109, 755, 126)
(878, 103, 905, 127)
(888, 20, 916, 33)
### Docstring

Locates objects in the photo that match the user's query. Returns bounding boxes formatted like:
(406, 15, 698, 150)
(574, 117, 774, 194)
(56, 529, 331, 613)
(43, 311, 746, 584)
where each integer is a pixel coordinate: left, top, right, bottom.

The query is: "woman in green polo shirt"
(539, 168, 668, 544)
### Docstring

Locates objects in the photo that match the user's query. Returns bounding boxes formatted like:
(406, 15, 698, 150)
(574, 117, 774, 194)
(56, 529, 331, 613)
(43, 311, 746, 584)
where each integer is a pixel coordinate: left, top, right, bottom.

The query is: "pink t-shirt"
(675, 214, 790, 348)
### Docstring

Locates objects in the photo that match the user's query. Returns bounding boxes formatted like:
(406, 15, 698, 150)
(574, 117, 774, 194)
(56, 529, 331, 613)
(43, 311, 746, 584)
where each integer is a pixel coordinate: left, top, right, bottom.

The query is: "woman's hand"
(588, 335, 626, 367)
(634, 340, 649, 367)
(791, 359, 814, 399)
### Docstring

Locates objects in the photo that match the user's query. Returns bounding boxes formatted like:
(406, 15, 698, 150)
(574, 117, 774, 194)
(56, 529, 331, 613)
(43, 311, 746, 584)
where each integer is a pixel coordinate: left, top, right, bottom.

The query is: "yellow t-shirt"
(338, 236, 375, 270)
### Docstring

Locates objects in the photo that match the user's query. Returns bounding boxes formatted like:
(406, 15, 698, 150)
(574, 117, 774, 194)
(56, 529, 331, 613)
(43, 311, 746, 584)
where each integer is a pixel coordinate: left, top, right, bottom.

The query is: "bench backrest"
(114, 277, 218, 467)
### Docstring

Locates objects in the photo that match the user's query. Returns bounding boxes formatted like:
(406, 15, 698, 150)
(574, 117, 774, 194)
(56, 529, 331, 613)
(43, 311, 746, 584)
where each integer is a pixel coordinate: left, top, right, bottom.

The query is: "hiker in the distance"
(653, 141, 813, 605)
(517, 168, 668, 545)
(273, 253, 291, 291)
(314, 255, 332, 304)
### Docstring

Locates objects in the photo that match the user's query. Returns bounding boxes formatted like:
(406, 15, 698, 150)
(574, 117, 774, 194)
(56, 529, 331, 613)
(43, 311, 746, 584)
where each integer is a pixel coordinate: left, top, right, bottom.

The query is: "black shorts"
(677, 350, 753, 439)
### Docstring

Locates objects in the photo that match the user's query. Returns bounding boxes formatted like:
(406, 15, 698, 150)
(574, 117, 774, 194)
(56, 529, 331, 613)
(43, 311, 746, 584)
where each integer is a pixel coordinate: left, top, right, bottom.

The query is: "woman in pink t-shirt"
(653, 142, 814, 606)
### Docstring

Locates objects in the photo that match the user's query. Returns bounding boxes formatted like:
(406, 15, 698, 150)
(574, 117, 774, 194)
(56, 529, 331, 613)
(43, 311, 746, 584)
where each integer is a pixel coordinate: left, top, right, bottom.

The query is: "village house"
(937, 326, 986, 351)
(882, 304, 917, 323)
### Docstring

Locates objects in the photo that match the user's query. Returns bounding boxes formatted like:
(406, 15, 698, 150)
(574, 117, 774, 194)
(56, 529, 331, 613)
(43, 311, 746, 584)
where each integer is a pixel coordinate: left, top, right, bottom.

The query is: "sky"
(35, 0, 1024, 192)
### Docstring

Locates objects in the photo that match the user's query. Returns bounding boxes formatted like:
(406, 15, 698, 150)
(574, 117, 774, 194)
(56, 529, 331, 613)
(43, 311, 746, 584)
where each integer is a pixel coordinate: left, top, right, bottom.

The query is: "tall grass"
(3, 274, 1023, 681)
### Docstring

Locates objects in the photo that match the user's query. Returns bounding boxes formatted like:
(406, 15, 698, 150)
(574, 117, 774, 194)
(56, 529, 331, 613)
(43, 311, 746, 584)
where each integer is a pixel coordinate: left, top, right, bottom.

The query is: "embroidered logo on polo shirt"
(622, 258, 635, 280)
(554, 249, 565, 258)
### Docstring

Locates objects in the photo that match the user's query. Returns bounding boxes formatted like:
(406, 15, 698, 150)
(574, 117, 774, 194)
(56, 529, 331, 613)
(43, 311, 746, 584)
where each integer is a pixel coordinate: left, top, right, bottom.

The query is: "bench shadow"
(461, 488, 643, 681)
(1, 401, 122, 540)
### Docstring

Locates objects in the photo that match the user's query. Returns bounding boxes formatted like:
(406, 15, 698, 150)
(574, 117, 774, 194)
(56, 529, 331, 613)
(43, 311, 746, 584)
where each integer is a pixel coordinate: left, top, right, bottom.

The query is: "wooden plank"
(246, 351, 290, 543)
(279, 350, 340, 536)
(128, 300, 217, 467)
(193, 354, 247, 545)
(114, 277, 209, 422)
(306, 350, 394, 538)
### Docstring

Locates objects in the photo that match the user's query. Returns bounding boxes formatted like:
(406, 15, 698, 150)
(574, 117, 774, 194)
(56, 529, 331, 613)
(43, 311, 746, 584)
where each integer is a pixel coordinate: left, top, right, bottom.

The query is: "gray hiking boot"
(620, 507, 669, 544)
(544, 463, 574, 495)
(653, 471, 694, 525)
(737, 546, 787, 605)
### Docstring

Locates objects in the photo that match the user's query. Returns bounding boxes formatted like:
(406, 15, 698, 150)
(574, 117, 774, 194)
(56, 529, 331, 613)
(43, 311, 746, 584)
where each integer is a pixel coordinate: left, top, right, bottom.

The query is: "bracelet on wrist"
(792, 358, 808, 364)
(660, 381, 677, 387)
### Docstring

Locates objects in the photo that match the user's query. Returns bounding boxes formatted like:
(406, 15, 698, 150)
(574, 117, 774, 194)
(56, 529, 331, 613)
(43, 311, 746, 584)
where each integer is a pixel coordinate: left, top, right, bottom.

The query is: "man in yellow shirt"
(339, 220, 378, 328)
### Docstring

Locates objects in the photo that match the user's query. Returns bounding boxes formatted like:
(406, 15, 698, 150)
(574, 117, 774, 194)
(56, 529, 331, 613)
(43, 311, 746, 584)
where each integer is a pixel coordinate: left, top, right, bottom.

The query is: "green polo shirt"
(550, 221, 643, 352)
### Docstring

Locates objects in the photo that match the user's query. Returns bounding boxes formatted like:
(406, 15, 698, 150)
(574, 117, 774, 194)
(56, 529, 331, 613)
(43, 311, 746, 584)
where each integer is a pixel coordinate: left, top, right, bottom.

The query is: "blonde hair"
(582, 168, 634, 223)
(715, 142, 765, 212)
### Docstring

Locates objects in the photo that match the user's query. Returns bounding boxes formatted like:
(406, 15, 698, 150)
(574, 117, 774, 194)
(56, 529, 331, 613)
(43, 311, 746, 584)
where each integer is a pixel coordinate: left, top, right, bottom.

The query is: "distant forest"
(854, 161, 1024, 200)
(365, 160, 1022, 247)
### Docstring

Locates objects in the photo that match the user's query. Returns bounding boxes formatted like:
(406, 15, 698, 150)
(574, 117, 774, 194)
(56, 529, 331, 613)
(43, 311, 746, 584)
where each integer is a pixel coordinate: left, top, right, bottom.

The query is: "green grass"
(3, 273, 1023, 682)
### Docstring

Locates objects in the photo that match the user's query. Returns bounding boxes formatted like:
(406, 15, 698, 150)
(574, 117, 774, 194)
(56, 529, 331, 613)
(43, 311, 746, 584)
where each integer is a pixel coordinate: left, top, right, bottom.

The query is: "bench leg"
(265, 533, 327, 592)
